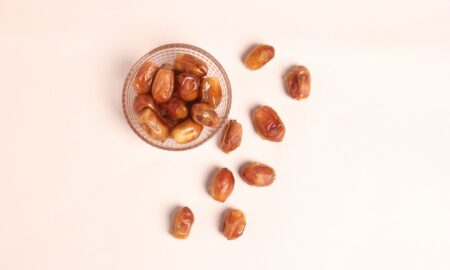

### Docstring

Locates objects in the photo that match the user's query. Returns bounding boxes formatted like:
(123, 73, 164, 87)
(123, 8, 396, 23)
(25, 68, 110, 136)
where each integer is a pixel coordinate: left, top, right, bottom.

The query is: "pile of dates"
(133, 54, 223, 144)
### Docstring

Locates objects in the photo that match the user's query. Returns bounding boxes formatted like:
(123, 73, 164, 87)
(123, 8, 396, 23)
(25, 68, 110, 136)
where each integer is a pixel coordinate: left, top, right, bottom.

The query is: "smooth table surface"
(0, 0, 449, 269)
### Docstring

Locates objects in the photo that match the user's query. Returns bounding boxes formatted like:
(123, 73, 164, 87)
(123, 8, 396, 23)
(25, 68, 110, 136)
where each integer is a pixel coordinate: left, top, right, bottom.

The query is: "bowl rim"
(122, 43, 232, 151)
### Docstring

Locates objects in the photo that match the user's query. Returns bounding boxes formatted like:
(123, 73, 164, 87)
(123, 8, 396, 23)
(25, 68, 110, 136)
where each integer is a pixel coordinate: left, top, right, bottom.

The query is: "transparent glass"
(122, 43, 232, 151)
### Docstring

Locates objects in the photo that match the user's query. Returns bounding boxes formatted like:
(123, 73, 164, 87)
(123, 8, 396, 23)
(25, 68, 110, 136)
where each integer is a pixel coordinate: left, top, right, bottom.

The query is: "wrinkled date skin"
(241, 162, 276, 187)
(134, 61, 159, 94)
(252, 105, 285, 142)
(159, 97, 188, 121)
(191, 103, 220, 127)
(244, 44, 275, 70)
(174, 53, 208, 78)
(222, 209, 246, 240)
(138, 108, 169, 142)
(151, 68, 174, 104)
(199, 77, 222, 107)
(209, 168, 235, 203)
(171, 206, 195, 239)
(220, 120, 242, 153)
(284, 65, 311, 100)
(133, 94, 158, 114)
(175, 73, 200, 102)
(171, 119, 203, 144)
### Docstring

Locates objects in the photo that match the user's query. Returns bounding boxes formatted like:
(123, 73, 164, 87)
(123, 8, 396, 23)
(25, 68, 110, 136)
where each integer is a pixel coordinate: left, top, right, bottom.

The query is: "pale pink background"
(1, 0, 450, 269)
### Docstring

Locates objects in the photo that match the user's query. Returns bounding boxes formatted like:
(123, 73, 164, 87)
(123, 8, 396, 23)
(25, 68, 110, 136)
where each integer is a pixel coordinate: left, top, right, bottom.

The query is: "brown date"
(159, 97, 188, 121)
(138, 108, 169, 142)
(240, 162, 276, 187)
(209, 168, 235, 203)
(173, 53, 208, 78)
(199, 77, 222, 107)
(219, 120, 242, 153)
(133, 94, 158, 114)
(175, 73, 200, 102)
(171, 206, 194, 239)
(284, 65, 311, 100)
(222, 209, 246, 240)
(191, 103, 220, 127)
(134, 61, 159, 94)
(151, 68, 174, 104)
(252, 105, 285, 142)
(171, 119, 203, 144)
(243, 44, 275, 70)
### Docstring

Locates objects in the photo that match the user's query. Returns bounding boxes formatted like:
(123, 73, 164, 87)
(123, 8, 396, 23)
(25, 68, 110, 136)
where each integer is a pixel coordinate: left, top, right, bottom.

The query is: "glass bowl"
(122, 43, 232, 151)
